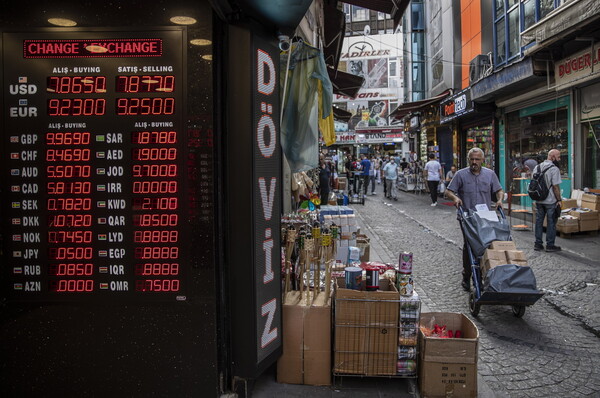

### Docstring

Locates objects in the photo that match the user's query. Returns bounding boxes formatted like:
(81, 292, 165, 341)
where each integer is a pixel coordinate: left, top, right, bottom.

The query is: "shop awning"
(389, 90, 451, 120)
(323, 3, 346, 71)
(521, 0, 600, 56)
(332, 106, 352, 121)
(327, 67, 365, 99)
(341, 0, 409, 28)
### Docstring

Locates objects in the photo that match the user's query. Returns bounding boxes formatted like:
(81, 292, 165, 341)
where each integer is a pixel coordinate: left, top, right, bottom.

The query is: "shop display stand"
(332, 288, 421, 384)
(398, 173, 425, 194)
(509, 178, 532, 230)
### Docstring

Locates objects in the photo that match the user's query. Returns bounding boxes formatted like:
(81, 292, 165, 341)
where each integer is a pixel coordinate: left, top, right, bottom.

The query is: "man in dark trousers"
(445, 148, 504, 291)
(533, 149, 562, 252)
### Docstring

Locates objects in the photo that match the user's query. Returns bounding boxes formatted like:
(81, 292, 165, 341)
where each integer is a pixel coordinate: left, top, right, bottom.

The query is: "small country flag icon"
(97, 184, 106, 192)
(12, 218, 21, 225)
(12, 234, 22, 241)
(97, 201, 106, 208)
(11, 169, 20, 176)
(97, 168, 105, 175)
(14, 283, 23, 290)
(12, 202, 21, 209)
(13, 251, 22, 258)
(18, 99, 28, 106)
(13, 267, 23, 274)
(98, 217, 107, 224)
(98, 234, 107, 241)
(98, 250, 108, 257)
(10, 136, 19, 143)
(100, 283, 109, 289)
(11, 185, 20, 192)
(10, 153, 19, 159)
(18, 77, 27, 83)
(99, 266, 108, 273)
(96, 135, 105, 142)
(96, 151, 105, 158)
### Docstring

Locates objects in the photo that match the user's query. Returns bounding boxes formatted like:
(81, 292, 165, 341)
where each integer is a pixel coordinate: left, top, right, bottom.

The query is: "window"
(508, 8, 519, 58)
(411, 2, 424, 30)
(495, 19, 506, 65)
(352, 6, 369, 22)
(389, 60, 398, 77)
(523, 0, 535, 30)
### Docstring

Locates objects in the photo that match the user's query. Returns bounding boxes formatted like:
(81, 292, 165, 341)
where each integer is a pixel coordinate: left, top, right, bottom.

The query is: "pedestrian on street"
(445, 165, 457, 184)
(358, 154, 371, 195)
(382, 155, 390, 197)
(383, 157, 399, 201)
(445, 147, 504, 291)
(368, 155, 377, 195)
(318, 160, 331, 207)
(424, 153, 443, 206)
(533, 149, 563, 252)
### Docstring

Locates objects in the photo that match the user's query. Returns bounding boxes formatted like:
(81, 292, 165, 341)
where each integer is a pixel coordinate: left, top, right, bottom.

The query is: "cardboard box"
(581, 200, 600, 211)
(419, 312, 479, 398)
(356, 234, 370, 262)
(505, 250, 528, 266)
(569, 209, 599, 221)
(582, 193, 600, 204)
(557, 218, 579, 234)
(481, 249, 506, 278)
(277, 292, 332, 386)
(334, 278, 399, 375)
(561, 198, 578, 209)
(579, 219, 599, 232)
(489, 240, 516, 251)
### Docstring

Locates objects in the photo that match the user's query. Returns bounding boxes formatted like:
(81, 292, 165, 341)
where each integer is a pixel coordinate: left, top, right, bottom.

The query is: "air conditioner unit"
(469, 54, 492, 84)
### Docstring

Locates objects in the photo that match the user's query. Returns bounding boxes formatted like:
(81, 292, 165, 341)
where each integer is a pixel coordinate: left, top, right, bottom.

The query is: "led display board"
(1, 29, 187, 301)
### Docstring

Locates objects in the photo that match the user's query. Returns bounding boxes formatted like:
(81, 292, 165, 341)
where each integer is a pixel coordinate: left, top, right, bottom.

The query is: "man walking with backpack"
(532, 149, 562, 252)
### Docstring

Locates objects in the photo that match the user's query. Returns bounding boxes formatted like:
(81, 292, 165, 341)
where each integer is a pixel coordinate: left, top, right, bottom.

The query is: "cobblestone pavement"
(351, 183, 600, 397)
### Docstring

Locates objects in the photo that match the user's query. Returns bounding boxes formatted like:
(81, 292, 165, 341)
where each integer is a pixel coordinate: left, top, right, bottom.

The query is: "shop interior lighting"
(48, 18, 77, 27)
(85, 45, 109, 53)
(201, 54, 213, 61)
(170, 16, 197, 25)
(190, 39, 212, 46)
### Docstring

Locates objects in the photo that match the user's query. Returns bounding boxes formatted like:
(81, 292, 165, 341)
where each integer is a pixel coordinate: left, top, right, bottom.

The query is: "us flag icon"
(18, 77, 27, 83)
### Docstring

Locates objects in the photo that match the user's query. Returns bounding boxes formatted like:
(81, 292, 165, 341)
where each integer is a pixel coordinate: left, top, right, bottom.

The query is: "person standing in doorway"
(424, 153, 443, 206)
(445, 148, 504, 291)
(533, 149, 562, 252)
(383, 157, 399, 201)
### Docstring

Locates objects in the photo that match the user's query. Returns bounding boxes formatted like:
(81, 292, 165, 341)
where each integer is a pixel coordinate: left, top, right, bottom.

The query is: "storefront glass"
(466, 124, 494, 169)
(582, 121, 600, 189)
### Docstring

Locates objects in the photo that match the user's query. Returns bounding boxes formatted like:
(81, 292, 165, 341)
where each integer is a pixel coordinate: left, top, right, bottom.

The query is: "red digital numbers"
(131, 131, 177, 144)
(134, 246, 179, 259)
(47, 198, 91, 211)
(116, 97, 174, 115)
(132, 164, 177, 177)
(48, 214, 92, 227)
(134, 230, 179, 243)
(133, 181, 177, 193)
(133, 197, 178, 210)
(116, 75, 175, 93)
(134, 214, 178, 226)
(49, 263, 94, 276)
(132, 147, 177, 161)
(135, 263, 180, 276)
(47, 165, 91, 178)
(47, 76, 106, 94)
(48, 231, 93, 243)
(47, 181, 91, 195)
(49, 247, 93, 260)
(47, 148, 90, 162)
(48, 98, 106, 116)
(46, 132, 90, 145)
(52, 279, 94, 292)
(135, 279, 180, 292)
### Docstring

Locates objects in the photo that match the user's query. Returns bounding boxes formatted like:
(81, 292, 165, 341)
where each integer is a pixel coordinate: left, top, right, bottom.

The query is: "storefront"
(503, 95, 572, 205)
(580, 82, 600, 190)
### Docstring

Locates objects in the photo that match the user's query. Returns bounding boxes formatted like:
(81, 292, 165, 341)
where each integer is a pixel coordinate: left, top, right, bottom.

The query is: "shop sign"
(440, 88, 474, 123)
(555, 42, 600, 89)
(335, 133, 356, 144)
(581, 81, 600, 121)
(354, 128, 404, 144)
(410, 116, 419, 128)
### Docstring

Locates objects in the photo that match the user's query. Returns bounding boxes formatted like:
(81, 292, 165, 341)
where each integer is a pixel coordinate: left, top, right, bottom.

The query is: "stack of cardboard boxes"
(319, 205, 360, 262)
(556, 192, 600, 234)
(481, 241, 528, 279)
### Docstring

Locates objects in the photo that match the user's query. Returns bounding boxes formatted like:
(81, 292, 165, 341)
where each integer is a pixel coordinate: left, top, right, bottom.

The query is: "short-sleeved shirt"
(447, 166, 502, 211)
(535, 160, 561, 205)
(360, 159, 371, 176)
(383, 162, 398, 180)
(424, 160, 442, 181)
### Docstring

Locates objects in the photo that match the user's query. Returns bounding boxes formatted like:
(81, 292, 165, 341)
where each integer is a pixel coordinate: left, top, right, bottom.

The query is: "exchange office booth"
(0, 1, 284, 396)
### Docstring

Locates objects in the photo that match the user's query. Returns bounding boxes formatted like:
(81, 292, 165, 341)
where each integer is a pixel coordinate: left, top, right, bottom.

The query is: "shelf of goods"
(510, 177, 532, 230)
(333, 279, 421, 379)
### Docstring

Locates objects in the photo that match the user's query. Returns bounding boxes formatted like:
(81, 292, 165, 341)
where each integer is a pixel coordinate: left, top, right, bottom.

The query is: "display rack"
(509, 177, 533, 230)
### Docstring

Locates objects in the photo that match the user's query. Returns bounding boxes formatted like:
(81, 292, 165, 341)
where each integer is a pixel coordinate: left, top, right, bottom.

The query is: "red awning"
(389, 90, 451, 119)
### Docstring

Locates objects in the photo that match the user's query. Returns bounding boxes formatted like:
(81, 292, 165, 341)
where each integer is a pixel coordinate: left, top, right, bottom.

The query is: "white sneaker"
(431, 202, 437, 206)
(371, 192, 376, 195)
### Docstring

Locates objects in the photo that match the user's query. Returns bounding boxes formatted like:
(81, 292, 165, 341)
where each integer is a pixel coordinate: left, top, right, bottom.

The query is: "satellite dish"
(364, 25, 370, 35)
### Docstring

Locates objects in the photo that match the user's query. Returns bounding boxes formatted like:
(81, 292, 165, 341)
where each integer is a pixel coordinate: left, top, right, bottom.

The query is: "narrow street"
(353, 183, 600, 397)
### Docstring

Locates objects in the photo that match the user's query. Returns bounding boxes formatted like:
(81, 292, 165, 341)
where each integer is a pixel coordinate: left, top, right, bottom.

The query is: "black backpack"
(528, 164, 555, 201)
